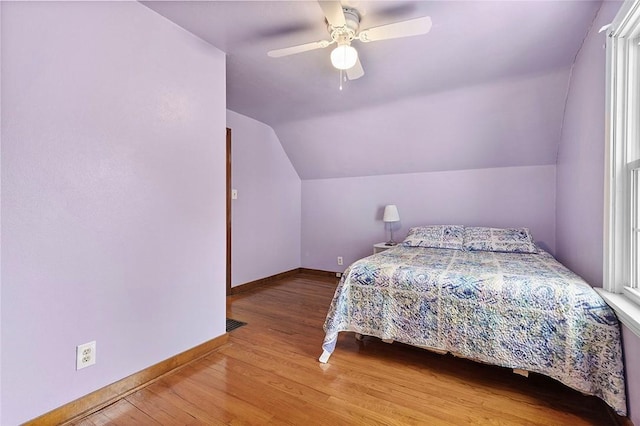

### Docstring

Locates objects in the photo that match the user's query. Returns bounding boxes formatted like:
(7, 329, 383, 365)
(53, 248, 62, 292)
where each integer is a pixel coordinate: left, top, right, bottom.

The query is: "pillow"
(463, 227, 538, 254)
(402, 225, 465, 250)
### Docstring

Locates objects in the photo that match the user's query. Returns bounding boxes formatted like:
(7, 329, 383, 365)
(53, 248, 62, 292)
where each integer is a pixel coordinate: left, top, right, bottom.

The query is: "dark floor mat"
(226, 318, 247, 332)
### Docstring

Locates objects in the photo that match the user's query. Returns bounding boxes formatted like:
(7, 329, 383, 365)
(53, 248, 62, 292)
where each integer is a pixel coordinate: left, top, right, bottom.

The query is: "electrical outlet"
(337, 256, 343, 265)
(76, 341, 96, 370)
(336, 272, 342, 278)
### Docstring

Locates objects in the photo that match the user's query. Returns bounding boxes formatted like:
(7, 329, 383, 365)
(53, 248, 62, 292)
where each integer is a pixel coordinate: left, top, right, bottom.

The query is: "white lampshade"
(383, 205, 400, 222)
(330, 44, 358, 70)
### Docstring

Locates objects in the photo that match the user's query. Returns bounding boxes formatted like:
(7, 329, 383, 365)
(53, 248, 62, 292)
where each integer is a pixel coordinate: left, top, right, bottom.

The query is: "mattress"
(321, 245, 626, 415)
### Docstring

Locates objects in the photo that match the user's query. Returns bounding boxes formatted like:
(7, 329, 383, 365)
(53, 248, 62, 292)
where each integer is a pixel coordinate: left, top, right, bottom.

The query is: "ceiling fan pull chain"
(339, 69, 343, 91)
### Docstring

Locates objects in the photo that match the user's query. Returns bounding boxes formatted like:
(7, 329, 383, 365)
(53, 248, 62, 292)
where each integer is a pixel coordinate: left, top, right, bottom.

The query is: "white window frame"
(599, 0, 640, 338)
(630, 161, 640, 294)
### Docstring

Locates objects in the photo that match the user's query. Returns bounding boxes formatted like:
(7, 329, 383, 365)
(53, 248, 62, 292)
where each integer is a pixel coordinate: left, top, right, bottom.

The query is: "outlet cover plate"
(76, 341, 96, 370)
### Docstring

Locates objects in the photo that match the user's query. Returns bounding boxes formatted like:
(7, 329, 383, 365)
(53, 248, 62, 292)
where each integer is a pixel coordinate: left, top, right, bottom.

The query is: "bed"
(320, 225, 627, 416)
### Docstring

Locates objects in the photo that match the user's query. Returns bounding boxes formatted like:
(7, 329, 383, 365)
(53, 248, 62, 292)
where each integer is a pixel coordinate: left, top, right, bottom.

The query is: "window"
(600, 0, 640, 336)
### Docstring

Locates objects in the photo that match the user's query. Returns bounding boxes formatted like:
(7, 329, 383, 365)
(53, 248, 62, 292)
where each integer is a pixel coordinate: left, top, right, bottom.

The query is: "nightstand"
(373, 242, 396, 254)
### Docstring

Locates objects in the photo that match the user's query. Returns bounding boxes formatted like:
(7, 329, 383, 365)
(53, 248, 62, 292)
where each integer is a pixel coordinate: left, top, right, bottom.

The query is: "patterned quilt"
(322, 245, 627, 415)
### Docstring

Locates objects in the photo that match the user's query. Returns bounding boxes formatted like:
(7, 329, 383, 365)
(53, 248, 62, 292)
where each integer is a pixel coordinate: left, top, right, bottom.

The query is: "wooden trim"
(226, 127, 232, 295)
(228, 269, 301, 295)
(298, 268, 341, 279)
(26, 334, 229, 426)
(228, 269, 339, 295)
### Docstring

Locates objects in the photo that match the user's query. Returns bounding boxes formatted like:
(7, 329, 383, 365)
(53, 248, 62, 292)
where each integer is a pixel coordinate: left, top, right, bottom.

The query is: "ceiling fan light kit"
(267, 1, 432, 87)
(331, 44, 358, 70)
(327, 7, 359, 71)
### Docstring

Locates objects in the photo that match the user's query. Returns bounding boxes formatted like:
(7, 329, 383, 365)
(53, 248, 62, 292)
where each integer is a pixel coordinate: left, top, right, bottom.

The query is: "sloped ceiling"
(143, 1, 603, 179)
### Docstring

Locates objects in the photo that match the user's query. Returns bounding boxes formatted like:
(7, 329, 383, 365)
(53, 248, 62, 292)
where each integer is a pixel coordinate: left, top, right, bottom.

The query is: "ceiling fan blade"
(318, 1, 346, 27)
(267, 40, 331, 58)
(358, 16, 432, 43)
(346, 58, 364, 80)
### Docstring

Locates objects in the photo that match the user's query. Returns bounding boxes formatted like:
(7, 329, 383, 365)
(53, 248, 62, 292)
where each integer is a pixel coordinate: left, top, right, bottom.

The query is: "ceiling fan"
(267, 1, 432, 83)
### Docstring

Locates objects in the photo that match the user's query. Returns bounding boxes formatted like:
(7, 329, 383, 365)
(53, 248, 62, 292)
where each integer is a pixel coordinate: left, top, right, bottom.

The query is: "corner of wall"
(226, 110, 302, 286)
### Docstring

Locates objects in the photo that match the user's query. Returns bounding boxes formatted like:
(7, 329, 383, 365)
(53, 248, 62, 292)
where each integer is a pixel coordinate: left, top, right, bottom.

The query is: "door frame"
(226, 127, 232, 295)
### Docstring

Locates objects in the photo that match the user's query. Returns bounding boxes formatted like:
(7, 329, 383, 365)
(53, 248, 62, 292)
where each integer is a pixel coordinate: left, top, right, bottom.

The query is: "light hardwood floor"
(72, 272, 623, 425)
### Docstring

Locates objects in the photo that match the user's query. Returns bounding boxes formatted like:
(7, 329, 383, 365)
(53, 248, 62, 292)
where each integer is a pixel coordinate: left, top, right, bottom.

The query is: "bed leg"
(354, 333, 363, 341)
(319, 350, 332, 364)
(513, 368, 529, 378)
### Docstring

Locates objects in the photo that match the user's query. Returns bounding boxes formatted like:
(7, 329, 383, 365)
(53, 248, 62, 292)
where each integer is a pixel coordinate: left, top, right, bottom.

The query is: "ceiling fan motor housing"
(328, 7, 360, 45)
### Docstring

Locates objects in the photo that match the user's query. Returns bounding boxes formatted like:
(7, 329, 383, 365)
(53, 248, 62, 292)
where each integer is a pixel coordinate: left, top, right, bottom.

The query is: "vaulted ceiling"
(143, 1, 604, 179)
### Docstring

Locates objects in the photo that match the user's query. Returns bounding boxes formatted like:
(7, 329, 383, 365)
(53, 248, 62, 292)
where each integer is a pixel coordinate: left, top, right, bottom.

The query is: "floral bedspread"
(322, 245, 626, 415)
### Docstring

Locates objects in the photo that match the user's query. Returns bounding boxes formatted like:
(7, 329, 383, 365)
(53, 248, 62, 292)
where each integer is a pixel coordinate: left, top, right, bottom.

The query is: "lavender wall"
(1, 2, 227, 424)
(302, 165, 556, 272)
(555, 2, 639, 423)
(294, 69, 563, 275)
(227, 110, 301, 286)
(555, 1, 619, 288)
(275, 70, 569, 180)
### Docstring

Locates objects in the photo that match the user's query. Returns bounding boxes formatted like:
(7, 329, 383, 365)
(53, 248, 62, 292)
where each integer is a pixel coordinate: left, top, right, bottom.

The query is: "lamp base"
(385, 241, 397, 246)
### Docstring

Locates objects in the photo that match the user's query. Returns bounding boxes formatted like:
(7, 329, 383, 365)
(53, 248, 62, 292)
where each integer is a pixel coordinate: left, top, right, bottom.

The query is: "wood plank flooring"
(72, 272, 623, 425)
